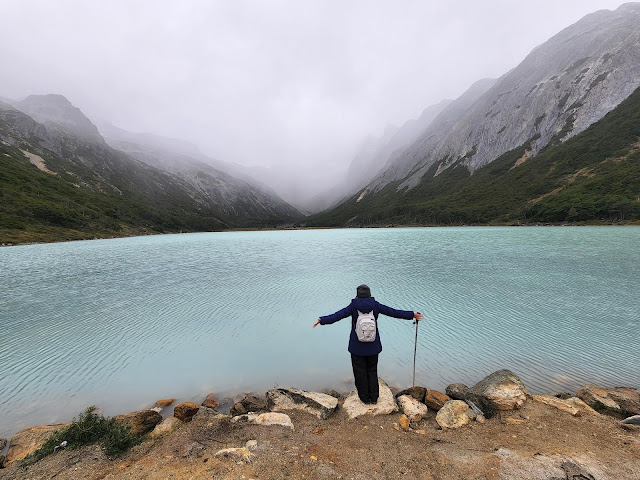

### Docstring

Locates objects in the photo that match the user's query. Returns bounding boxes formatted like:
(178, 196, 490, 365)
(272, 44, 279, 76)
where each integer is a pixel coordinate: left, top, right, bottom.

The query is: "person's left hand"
(313, 318, 321, 328)
(413, 312, 423, 321)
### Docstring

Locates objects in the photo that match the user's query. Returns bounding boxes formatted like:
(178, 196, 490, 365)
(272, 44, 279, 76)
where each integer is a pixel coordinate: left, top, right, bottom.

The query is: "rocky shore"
(1, 369, 639, 479)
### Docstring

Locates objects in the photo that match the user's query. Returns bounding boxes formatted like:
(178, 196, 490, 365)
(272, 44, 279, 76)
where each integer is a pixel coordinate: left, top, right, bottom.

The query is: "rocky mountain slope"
(0, 95, 301, 244)
(356, 3, 640, 197)
(308, 82, 640, 226)
(310, 3, 640, 225)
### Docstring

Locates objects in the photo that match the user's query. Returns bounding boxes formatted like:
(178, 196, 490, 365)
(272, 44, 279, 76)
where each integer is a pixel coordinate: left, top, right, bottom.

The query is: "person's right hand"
(413, 312, 423, 321)
(313, 318, 321, 328)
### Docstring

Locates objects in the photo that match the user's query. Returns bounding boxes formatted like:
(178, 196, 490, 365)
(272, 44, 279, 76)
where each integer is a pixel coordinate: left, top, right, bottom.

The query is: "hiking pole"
(412, 316, 419, 388)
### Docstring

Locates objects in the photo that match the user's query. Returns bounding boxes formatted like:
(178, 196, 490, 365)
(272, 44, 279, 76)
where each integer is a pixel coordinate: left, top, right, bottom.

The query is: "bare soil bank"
(1, 399, 639, 480)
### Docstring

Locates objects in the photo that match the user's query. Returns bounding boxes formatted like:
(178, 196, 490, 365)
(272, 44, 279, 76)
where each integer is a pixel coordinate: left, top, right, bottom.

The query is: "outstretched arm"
(377, 302, 421, 321)
(313, 305, 351, 327)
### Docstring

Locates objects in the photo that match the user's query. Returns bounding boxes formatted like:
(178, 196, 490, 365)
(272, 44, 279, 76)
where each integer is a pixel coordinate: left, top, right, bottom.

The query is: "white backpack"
(355, 310, 377, 342)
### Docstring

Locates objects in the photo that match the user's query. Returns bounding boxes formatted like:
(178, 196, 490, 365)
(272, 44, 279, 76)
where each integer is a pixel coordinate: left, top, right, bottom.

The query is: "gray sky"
(0, 0, 628, 202)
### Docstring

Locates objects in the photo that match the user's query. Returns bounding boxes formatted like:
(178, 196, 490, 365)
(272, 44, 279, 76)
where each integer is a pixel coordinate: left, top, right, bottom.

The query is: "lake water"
(1, 227, 638, 440)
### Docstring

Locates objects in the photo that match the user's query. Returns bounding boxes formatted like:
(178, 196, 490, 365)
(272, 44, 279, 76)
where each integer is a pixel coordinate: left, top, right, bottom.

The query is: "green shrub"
(20, 407, 142, 466)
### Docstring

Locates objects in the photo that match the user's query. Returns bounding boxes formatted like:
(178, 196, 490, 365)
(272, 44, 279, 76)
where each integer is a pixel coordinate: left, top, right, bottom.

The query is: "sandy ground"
(1, 398, 639, 480)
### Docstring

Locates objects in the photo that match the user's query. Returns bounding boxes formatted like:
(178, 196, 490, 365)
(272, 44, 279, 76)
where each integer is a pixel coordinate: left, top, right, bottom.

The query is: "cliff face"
(367, 3, 640, 193)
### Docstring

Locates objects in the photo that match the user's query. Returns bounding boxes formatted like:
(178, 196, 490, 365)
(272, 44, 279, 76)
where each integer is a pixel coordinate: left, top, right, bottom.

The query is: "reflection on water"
(0, 227, 638, 438)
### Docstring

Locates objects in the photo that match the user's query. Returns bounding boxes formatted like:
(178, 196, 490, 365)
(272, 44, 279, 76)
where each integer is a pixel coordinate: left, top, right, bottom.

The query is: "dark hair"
(356, 284, 371, 298)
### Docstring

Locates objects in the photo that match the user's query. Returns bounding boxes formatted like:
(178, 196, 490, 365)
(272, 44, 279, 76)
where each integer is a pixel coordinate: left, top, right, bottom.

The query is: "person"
(313, 284, 423, 404)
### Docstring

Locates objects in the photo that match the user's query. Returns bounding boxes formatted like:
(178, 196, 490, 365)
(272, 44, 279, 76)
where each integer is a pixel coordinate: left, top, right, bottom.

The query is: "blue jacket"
(319, 296, 414, 356)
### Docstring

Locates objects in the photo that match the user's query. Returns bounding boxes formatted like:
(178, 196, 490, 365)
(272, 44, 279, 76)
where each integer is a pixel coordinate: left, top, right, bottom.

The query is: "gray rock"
(214, 447, 254, 462)
(395, 386, 427, 403)
(445, 383, 469, 400)
(436, 400, 476, 430)
(464, 369, 528, 418)
(397, 395, 428, 422)
(577, 384, 640, 417)
(150, 417, 181, 439)
(231, 412, 294, 430)
(621, 415, 640, 426)
(230, 395, 268, 416)
(266, 387, 338, 420)
(0, 438, 6, 450)
(342, 378, 398, 419)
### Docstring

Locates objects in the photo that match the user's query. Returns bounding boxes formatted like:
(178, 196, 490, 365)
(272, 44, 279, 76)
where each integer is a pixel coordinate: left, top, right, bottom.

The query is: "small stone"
(0, 439, 6, 450)
(313, 427, 324, 435)
(174, 402, 200, 422)
(150, 407, 163, 413)
(322, 389, 342, 399)
(150, 417, 181, 438)
(214, 447, 254, 462)
(399, 414, 410, 432)
(413, 429, 427, 435)
(436, 400, 476, 430)
(155, 398, 176, 407)
(564, 397, 599, 416)
(245, 440, 258, 451)
(202, 393, 220, 410)
(424, 390, 451, 411)
(232, 412, 294, 430)
(621, 415, 640, 425)
(504, 417, 525, 425)
(397, 395, 428, 421)
(310, 455, 318, 461)
(0, 455, 5, 469)
(446, 383, 469, 400)
(115, 410, 162, 435)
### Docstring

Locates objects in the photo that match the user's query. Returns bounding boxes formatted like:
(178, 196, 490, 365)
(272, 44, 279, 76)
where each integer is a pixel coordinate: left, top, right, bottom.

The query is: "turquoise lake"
(1, 226, 639, 439)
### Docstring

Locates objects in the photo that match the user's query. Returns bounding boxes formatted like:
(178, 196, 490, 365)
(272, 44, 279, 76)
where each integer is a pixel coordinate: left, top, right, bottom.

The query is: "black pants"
(351, 353, 379, 403)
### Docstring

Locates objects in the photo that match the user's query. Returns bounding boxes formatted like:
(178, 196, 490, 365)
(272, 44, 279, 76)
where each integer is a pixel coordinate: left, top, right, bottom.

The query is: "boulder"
(155, 398, 176, 407)
(464, 370, 528, 418)
(115, 410, 162, 435)
(266, 387, 338, 420)
(5, 423, 70, 466)
(342, 378, 398, 419)
(577, 385, 640, 417)
(395, 386, 427, 403)
(150, 417, 181, 439)
(621, 415, 640, 426)
(397, 395, 428, 422)
(445, 383, 469, 400)
(231, 412, 294, 430)
(202, 393, 220, 410)
(229, 395, 268, 416)
(173, 402, 200, 422)
(424, 390, 450, 411)
(436, 400, 476, 430)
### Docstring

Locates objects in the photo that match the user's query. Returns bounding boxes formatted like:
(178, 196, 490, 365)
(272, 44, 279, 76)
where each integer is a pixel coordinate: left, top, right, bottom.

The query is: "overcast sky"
(0, 0, 629, 201)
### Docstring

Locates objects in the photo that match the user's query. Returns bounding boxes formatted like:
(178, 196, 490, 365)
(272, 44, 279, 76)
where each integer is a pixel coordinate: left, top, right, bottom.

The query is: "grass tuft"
(20, 406, 142, 466)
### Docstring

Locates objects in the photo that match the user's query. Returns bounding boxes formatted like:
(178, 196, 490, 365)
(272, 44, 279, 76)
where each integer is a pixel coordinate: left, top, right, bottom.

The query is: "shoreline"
(2, 221, 639, 247)
(1, 370, 639, 478)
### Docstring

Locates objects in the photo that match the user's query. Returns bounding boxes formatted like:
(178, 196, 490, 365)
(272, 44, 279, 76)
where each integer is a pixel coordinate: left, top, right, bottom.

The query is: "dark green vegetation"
(309, 86, 640, 227)
(0, 105, 299, 244)
(20, 407, 142, 466)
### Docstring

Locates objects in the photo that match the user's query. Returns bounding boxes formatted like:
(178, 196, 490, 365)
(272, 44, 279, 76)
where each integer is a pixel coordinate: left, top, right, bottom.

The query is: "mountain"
(95, 120, 300, 220)
(310, 3, 640, 224)
(345, 99, 453, 195)
(308, 82, 640, 226)
(0, 95, 301, 244)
